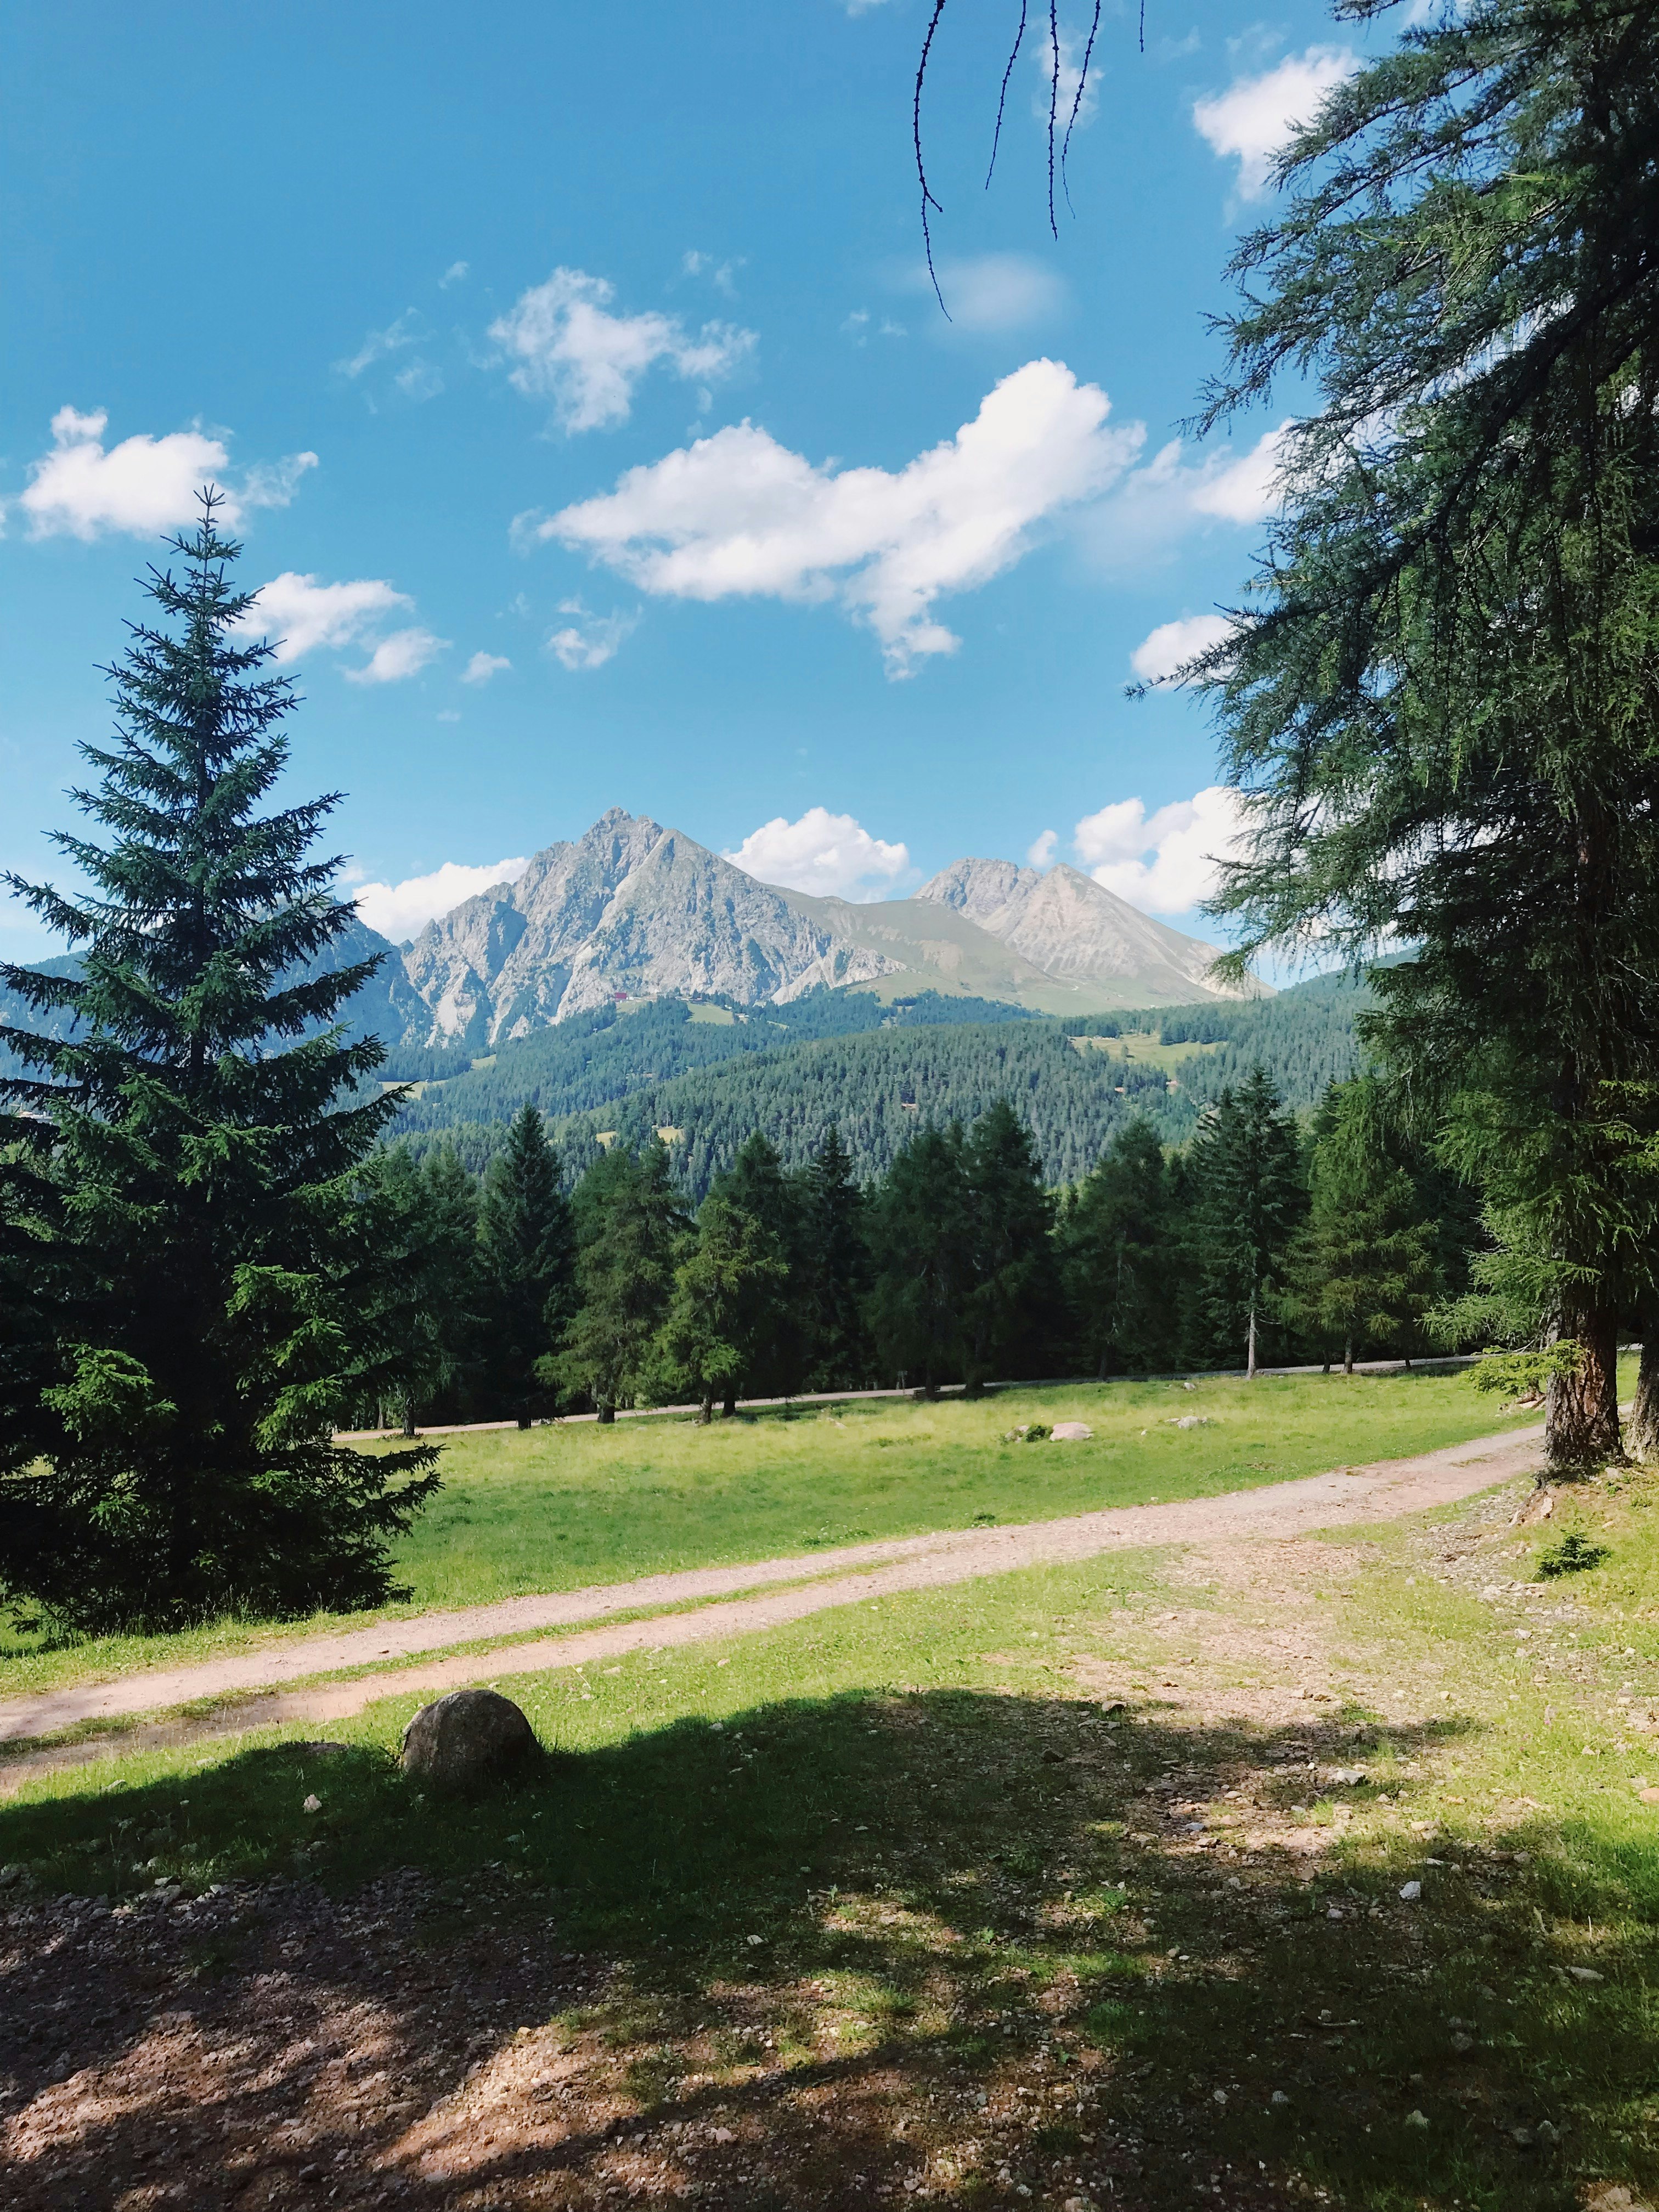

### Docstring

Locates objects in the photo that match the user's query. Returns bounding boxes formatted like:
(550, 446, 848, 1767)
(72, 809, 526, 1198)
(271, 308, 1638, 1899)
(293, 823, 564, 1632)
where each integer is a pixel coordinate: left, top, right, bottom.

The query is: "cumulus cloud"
(1193, 47, 1357, 198)
(725, 808, 912, 901)
(488, 267, 757, 433)
(234, 573, 413, 662)
(1028, 828, 1059, 870)
(1077, 420, 1294, 572)
(1130, 613, 1235, 682)
(462, 650, 512, 685)
(345, 627, 448, 685)
(547, 598, 640, 671)
(682, 249, 743, 298)
(15, 408, 316, 540)
(537, 359, 1140, 676)
(1073, 786, 1249, 915)
(354, 855, 529, 943)
(920, 253, 1066, 332)
(439, 261, 470, 288)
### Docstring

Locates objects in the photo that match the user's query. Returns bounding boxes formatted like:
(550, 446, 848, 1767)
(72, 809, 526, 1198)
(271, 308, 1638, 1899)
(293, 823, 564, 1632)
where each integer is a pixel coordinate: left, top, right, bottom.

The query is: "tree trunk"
(1343, 1331, 1353, 1377)
(723, 1386, 737, 1418)
(698, 1392, 713, 1426)
(597, 1401, 616, 1426)
(401, 1398, 416, 1440)
(1246, 1304, 1257, 1381)
(517, 1413, 532, 1431)
(1629, 1316, 1659, 1459)
(1545, 1295, 1622, 1471)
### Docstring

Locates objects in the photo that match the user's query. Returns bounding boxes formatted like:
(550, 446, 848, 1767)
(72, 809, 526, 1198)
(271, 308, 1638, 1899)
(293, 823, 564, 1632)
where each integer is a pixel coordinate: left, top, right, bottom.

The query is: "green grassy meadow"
(0, 1368, 1544, 1702)
(4, 1439, 1659, 2209)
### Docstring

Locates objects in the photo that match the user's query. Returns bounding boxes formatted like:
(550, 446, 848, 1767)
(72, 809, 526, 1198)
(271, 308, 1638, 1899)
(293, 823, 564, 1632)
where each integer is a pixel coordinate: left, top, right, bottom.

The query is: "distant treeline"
(371, 1059, 1478, 1431)
(392, 978, 1365, 1197)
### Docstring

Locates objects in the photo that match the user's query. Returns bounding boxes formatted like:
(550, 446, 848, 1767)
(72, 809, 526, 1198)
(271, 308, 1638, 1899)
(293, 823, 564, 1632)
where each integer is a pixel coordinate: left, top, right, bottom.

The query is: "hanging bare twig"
(984, 0, 1028, 191)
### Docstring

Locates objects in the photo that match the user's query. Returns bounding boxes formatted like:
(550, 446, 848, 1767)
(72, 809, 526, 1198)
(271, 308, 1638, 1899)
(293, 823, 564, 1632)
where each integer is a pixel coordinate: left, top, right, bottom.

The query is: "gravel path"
(0, 1422, 1545, 1781)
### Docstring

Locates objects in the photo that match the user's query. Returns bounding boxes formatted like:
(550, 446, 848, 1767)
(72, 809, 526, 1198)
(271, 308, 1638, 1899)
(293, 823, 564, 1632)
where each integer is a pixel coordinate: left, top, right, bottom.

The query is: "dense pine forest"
(392, 974, 1365, 1192)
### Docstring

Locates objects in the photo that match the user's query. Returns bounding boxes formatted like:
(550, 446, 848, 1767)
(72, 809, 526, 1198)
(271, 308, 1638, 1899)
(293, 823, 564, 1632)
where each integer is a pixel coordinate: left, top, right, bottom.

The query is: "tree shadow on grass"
(1, 1693, 1656, 2210)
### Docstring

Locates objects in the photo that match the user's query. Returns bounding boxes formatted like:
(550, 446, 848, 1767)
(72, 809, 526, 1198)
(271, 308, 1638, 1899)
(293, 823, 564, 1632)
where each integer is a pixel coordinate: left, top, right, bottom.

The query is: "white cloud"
(461, 650, 512, 685)
(682, 249, 743, 298)
(546, 598, 640, 671)
(1130, 613, 1235, 682)
(923, 253, 1066, 332)
(240, 452, 319, 509)
(354, 855, 529, 942)
(394, 360, 444, 402)
(1193, 47, 1358, 198)
(1076, 419, 1294, 571)
(345, 627, 448, 685)
(336, 312, 422, 378)
(1027, 828, 1059, 869)
(1033, 19, 1101, 133)
(235, 573, 413, 662)
(488, 267, 757, 433)
(439, 261, 470, 288)
(539, 358, 1140, 676)
(14, 407, 314, 541)
(1074, 785, 1248, 915)
(1190, 421, 1293, 522)
(725, 808, 912, 901)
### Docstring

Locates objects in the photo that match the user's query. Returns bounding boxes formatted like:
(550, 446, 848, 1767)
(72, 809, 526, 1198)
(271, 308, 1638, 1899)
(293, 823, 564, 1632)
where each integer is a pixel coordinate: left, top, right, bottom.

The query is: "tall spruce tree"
(1192, 0, 1659, 1464)
(961, 1100, 1056, 1391)
(709, 1131, 806, 1398)
(478, 1104, 573, 1425)
(657, 1193, 788, 1423)
(1285, 1081, 1440, 1373)
(0, 499, 438, 1632)
(363, 1143, 483, 1434)
(799, 1125, 872, 1390)
(866, 1123, 972, 1393)
(550, 1139, 686, 1421)
(1059, 1117, 1177, 1378)
(1185, 1068, 1305, 1377)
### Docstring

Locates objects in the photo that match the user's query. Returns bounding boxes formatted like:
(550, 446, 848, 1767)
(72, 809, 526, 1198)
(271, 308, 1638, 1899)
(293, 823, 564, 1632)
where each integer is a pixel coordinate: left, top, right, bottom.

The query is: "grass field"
(2, 1431, 1657, 2208)
(0, 1368, 1545, 1702)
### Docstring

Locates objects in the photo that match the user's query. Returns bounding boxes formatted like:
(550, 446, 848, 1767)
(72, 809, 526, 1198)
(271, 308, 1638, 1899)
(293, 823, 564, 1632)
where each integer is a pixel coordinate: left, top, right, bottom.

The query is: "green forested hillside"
(397, 974, 1365, 1190)
(386, 989, 1043, 1133)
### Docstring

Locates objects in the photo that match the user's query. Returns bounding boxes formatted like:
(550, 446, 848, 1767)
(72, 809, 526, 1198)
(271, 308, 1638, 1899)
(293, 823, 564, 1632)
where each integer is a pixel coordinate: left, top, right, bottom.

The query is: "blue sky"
(1, 0, 1373, 958)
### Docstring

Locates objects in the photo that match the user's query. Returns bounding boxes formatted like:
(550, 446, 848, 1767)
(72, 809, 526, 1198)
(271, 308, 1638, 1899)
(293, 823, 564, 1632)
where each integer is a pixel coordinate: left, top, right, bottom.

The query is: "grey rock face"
(914, 856, 1261, 1003)
(400, 1689, 539, 1791)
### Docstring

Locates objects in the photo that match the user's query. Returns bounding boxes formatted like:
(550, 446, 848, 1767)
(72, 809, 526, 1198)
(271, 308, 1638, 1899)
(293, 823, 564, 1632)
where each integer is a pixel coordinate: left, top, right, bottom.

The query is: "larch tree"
(1184, 0, 1659, 1464)
(0, 498, 438, 1632)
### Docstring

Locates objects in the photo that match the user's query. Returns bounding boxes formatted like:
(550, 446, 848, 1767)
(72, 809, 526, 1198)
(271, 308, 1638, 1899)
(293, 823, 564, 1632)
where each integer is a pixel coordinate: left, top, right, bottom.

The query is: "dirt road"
(0, 1422, 1545, 1781)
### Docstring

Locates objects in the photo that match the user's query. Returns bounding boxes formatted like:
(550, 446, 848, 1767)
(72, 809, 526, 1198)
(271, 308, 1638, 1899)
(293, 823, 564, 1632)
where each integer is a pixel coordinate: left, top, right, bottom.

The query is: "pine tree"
(657, 1193, 788, 1423)
(361, 1143, 483, 1433)
(0, 498, 438, 1632)
(799, 1125, 872, 1390)
(1186, 1068, 1305, 1378)
(866, 1124, 972, 1393)
(709, 1131, 806, 1400)
(1285, 1081, 1440, 1373)
(478, 1104, 572, 1426)
(961, 1100, 1056, 1391)
(1060, 1116, 1176, 1377)
(550, 1139, 686, 1421)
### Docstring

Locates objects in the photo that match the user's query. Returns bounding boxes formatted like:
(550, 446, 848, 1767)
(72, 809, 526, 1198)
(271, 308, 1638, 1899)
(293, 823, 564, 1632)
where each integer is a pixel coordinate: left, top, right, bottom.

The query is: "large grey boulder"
(400, 1689, 539, 1791)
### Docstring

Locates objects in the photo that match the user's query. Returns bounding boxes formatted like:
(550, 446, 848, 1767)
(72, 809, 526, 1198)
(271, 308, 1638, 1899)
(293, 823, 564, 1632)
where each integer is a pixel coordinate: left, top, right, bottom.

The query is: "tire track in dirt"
(0, 1423, 1545, 1789)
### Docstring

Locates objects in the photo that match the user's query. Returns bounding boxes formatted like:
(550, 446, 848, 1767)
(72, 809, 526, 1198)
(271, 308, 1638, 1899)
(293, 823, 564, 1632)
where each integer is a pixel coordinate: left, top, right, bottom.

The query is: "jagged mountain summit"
(915, 855, 1253, 1007)
(389, 810, 1257, 1051)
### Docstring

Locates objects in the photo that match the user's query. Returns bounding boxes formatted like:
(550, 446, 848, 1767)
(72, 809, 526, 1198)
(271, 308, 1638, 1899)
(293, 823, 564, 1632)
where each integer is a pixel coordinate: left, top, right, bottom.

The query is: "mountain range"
(382, 808, 1258, 1052)
(0, 808, 1263, 1069)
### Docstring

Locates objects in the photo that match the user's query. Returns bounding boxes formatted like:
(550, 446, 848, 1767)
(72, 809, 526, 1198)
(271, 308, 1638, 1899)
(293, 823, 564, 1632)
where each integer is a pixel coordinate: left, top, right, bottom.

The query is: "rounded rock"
(400, 1689, 539, 1792)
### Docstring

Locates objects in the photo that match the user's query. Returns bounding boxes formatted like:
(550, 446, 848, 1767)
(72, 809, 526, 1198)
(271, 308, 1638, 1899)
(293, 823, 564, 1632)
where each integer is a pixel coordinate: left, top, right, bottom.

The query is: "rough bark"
(596, 1401, 615, 1426)
(1630, 1316, 1659, 1459)
(1545, 1296, 1622, 1470)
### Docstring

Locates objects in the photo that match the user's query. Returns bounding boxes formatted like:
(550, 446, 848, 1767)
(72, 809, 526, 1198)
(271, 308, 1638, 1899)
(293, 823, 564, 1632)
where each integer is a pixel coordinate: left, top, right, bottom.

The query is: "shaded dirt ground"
(5, 1464, 1656, 2212)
